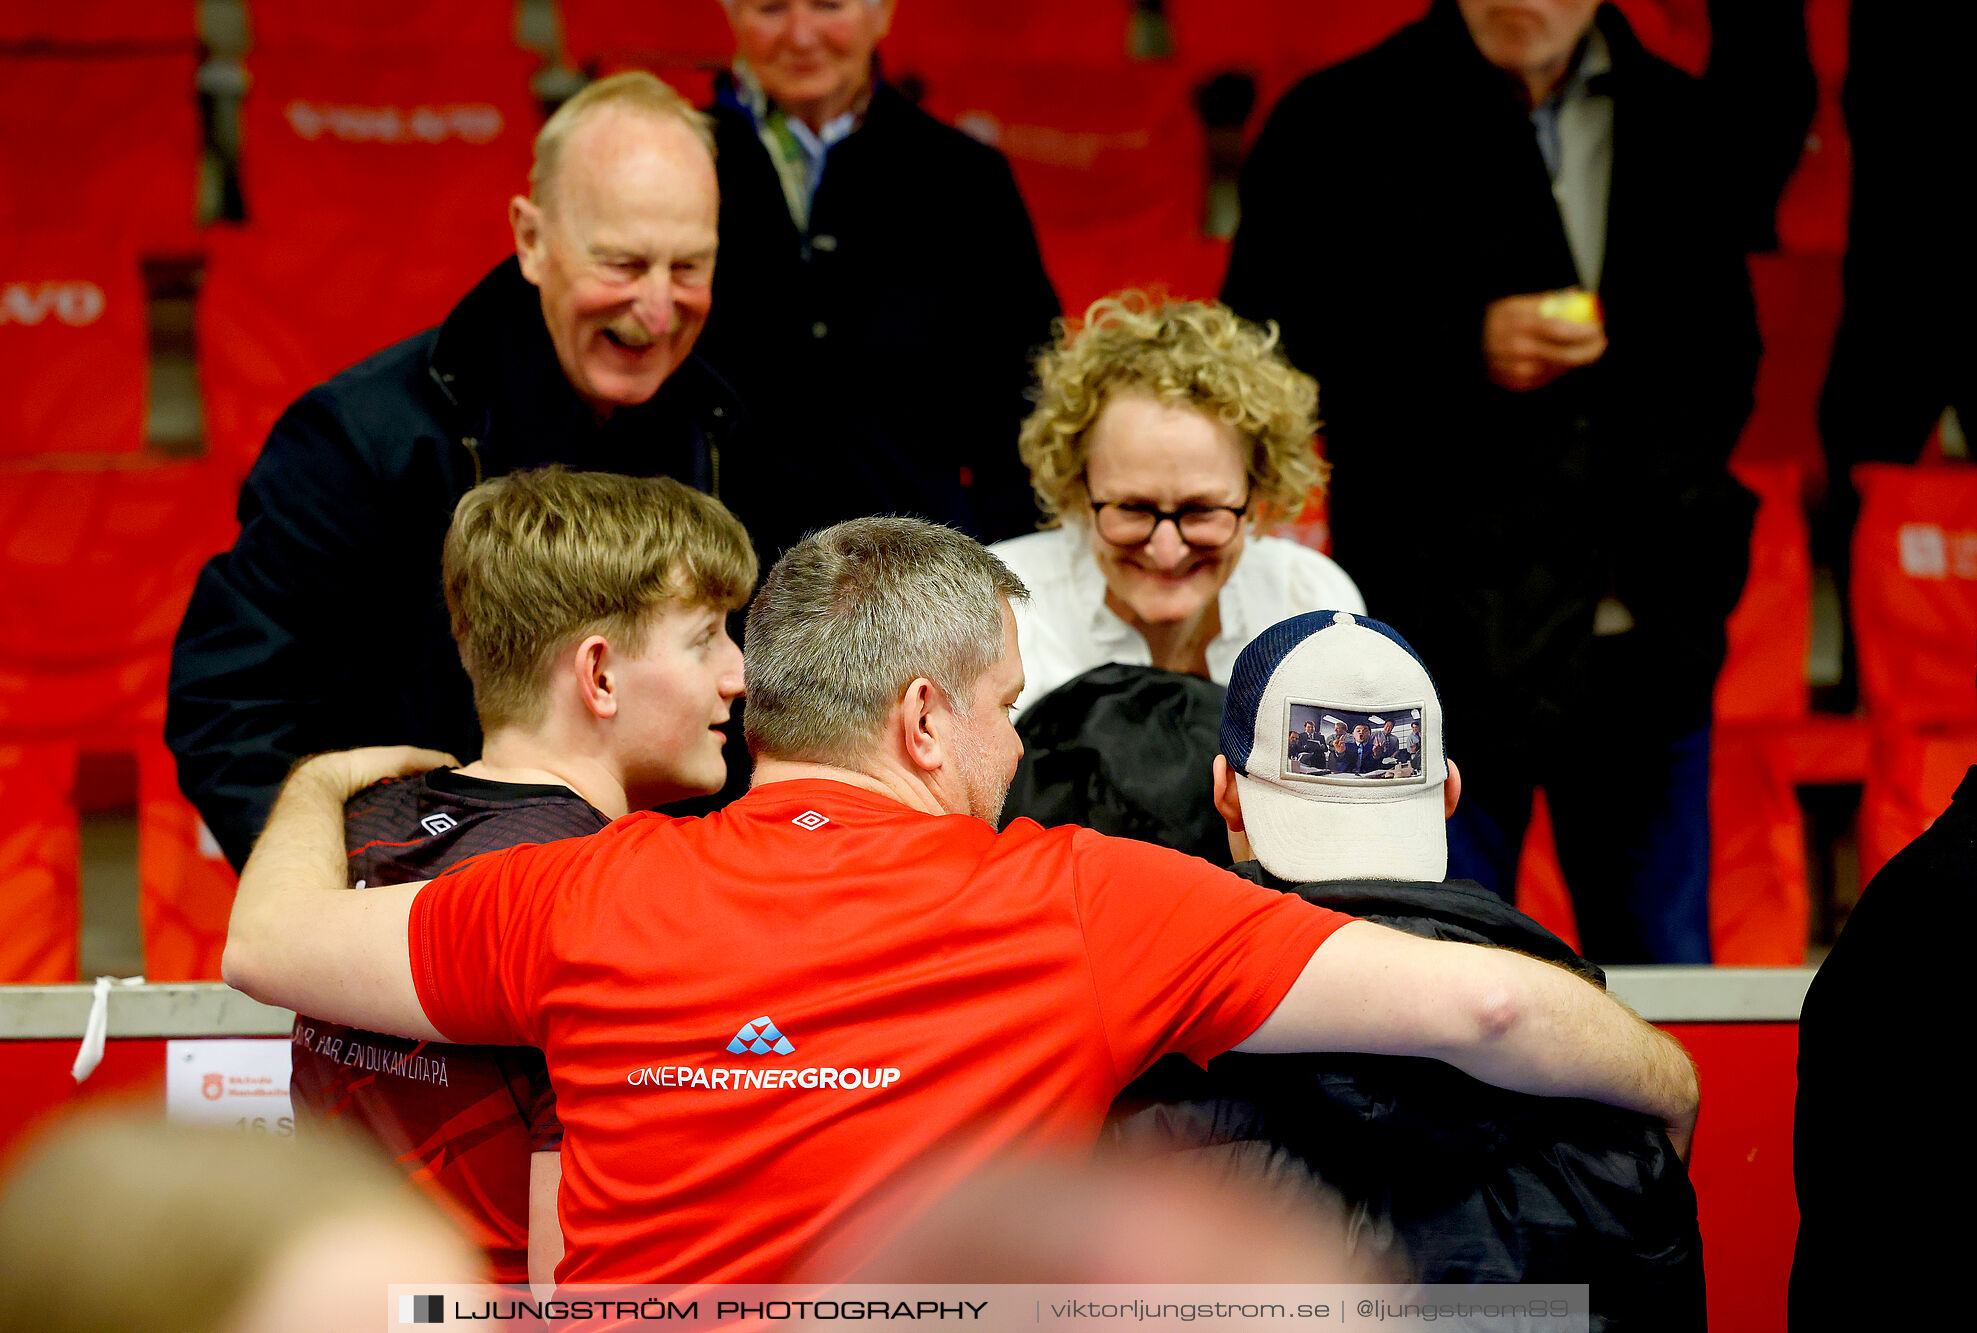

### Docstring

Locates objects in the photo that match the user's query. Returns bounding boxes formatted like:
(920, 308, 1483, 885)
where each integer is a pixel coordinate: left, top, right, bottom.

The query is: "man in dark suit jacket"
(1349, 724, 1381, 776)
(1287, 720, 1325, 766)
(697, 0, 1061, 564)
(1223, 0, 1762, 962)
(1369, 719, 1401, 769)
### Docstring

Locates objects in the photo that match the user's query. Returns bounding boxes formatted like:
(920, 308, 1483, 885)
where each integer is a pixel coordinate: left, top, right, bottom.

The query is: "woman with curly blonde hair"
(991, 292, 1363, 712)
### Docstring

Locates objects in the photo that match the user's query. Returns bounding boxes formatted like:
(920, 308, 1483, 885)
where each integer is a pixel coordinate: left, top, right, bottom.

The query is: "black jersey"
(290, 768, 609, 1283)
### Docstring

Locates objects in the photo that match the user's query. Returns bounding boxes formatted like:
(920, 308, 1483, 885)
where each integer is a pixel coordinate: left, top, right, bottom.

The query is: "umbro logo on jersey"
(727, 1016, 795, 1056)
(792, 811, 830, 830)
(420, 813, 458, 836)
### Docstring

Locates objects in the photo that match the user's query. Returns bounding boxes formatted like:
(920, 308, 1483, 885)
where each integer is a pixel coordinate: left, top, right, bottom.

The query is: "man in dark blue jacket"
(169, 73, 755, 869)
(1109, 610, 1705, 1329)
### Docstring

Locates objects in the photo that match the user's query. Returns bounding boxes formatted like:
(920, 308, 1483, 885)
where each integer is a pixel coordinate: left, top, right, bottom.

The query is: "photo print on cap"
(1281, 699, 1427, 785)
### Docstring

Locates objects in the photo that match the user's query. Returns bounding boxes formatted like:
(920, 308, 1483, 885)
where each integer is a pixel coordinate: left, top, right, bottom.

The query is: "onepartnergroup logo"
(398, 1293, 444, 1324)
(625, 1016, 902, 1092)
(728, 1016, 796, 1056)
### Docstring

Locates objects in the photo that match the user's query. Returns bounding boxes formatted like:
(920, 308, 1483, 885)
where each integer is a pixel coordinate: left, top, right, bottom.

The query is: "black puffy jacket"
(1107, 868, 1706, 1332)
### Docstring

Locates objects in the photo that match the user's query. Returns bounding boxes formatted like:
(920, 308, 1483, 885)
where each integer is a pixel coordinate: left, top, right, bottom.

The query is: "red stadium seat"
(1716, 459, 1812, 722)
(0, 462, 236, 744)
(915, 61, 1212, 313)
(1734, 253, 1842, 481)
(1858, 732, 1977, 886)
(0, 741, 81, 984)
(1512, 789, 1578, 953)
(580, 56, 721, 109)
(1606, 0, 1709, 75)
(237, 45, 539, 233)
(1773, 0, 1849, 256)
(249, 0, 515, 51)
(1708, 726, 1809, 964)
(197, 224, 514, 478)
(0, 53, 201, 255)
(1165, 0, 1427, 111)
(1699, 458, 1814, 964)
(883, 0, 1133, 72)
(0, 462, 235, 980)
(0, 0, 195, 44)
(1516, 734, 1810, 966)
(1850, 463, 1977, 726)
(0, 230, 149, 460)
(561, 0, 735, 71)
(137, 738, 235, 982)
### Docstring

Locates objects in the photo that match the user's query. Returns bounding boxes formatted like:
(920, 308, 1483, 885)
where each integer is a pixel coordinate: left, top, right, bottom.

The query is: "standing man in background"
(1224, 0, 1762, 962)
(169, 73, 756, 868)
(697, 0, 1061, 561)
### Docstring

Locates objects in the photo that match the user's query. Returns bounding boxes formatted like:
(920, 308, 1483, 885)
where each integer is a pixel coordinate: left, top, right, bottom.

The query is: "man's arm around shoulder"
(1236, 920, 1698, 1156)
(222, 747, 456, 1042)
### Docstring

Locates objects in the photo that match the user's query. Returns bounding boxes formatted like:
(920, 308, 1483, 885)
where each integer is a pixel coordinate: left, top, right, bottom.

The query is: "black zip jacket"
(166, 257, 747, 868)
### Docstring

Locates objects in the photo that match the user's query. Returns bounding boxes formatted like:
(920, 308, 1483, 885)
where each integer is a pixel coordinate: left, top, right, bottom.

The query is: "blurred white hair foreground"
(0, 1112, 482, 1333)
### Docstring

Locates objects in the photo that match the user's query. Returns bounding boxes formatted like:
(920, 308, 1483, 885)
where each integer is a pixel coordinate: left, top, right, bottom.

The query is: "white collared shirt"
(990, 527, 1367, 715)
(1530, 26, 1615, 290)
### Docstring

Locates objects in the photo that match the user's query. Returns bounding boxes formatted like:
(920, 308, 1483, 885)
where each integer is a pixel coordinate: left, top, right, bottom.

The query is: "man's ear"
(511, 195, 546, 285)
(573, 635, 616, 720)
(1212, 754, 1245, 833)
(896, 677, 946, 774)
(1444, 757, 1462, 819)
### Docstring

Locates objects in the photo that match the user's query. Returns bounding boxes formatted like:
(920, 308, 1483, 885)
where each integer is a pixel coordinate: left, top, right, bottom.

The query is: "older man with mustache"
(170, 73, 764, 871)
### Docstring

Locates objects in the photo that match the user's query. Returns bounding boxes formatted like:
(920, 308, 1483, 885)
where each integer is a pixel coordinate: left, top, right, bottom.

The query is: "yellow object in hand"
(1538, 288, 1602, 327)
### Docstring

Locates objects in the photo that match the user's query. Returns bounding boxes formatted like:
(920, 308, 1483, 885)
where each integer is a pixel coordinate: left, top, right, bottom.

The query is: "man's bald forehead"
(530, 72, 715, 213)
(541, 108, 713, 214)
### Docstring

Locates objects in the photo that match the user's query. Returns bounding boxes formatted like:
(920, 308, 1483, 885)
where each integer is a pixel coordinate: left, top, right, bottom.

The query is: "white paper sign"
(165, 1038, 294, 1134)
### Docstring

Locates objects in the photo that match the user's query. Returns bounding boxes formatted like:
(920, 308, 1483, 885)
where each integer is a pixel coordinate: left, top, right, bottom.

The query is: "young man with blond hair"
(287, 467, 754, 1288)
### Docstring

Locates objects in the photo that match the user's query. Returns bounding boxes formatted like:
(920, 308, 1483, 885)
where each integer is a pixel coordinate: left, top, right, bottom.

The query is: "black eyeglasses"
(1088, 494, 1250, 549)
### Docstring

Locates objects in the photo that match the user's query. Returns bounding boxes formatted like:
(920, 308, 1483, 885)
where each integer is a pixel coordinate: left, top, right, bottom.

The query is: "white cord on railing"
(71, 975, 147, 1083)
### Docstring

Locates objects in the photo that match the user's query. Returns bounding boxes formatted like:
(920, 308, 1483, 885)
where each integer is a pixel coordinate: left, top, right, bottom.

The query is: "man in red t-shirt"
(226, 517, 1698, 1285)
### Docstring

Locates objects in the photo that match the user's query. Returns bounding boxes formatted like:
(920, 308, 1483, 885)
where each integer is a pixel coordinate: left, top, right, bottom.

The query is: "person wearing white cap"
(1107, 608, 1705, 1324)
